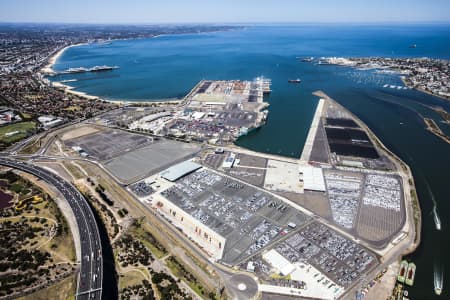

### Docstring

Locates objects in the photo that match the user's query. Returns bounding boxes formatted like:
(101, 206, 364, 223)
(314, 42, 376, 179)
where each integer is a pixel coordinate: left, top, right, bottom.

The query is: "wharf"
(300, 98, 325, 162)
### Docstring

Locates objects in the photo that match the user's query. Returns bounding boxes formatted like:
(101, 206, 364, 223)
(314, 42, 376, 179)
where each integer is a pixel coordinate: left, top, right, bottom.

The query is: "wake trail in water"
(423, 177, 441, 231)
(434, 263, 444, 295)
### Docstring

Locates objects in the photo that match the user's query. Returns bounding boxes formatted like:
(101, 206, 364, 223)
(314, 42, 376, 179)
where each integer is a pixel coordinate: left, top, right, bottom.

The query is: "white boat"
(434, 266, 443, 295)
(433, 207, 441, 231)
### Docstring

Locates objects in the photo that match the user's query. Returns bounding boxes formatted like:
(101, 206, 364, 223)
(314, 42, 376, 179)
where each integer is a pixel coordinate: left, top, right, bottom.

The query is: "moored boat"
(398, 260, 408, 283)
(405, 262, 416, 286)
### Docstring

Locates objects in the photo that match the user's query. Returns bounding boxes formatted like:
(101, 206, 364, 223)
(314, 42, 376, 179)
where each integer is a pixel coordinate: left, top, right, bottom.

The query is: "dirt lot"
(60, 125, 100, 141)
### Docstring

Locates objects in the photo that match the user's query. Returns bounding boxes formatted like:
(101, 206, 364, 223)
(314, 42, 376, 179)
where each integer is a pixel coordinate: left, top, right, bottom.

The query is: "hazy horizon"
(1, 0, 450, 24)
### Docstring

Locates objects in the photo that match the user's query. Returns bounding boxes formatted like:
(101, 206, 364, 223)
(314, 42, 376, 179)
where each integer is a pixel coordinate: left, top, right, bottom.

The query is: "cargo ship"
(62, 65, 119, 74)
(66, 67, 88, 73)
(397, 260, 408, 283)
(89, 65, 119, 72)
(288, 79, 301, 83)
(405, 262, 416, 286)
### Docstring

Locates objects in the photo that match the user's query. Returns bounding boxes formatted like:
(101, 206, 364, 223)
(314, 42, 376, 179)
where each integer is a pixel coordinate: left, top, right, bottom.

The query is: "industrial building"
(152, 192, 226, 260)
(299, 165, 326, 192)
(152, 164, 309, 264)
(159, 160, 202, 182)
(263, 249, 296, 276)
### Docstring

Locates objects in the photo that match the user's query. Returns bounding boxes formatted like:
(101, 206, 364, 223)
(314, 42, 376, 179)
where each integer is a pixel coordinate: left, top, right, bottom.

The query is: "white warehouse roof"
(299, 165, 326, 192)
(263, 249, 295, 276)
(160, 161, 202, 182)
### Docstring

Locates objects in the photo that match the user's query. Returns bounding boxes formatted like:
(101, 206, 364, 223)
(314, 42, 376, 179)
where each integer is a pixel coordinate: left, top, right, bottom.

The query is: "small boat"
(434, 264, 444, 295)
(300, 57, 314, 62)
(409, 44, 417, 48)
(433, 207, 441, 231)
(288, 79, 302, 83)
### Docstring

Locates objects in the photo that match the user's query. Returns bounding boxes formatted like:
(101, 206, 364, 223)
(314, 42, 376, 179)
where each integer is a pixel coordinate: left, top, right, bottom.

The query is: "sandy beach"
(51, 81, 99, 100)
(40, 43, 88, 74)
(41, 42, 107, 101)
(40, 40, 180, 105)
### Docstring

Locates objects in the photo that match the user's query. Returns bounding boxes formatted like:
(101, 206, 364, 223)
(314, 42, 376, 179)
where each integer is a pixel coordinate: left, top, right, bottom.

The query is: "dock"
(300, 98, 325, 162)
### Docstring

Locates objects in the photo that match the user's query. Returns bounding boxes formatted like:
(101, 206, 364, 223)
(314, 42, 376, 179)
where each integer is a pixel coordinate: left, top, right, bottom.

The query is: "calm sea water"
(52, 25, 450, 299)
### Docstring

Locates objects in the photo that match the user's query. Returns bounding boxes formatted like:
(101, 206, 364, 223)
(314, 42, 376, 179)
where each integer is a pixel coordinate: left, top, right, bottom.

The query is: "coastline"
(400, 76, 450, 102)
(51, 81, 99, 101)
(40, 39, 184, 105)
(40, 43, 88, 74)
(38, 27, 245, 105)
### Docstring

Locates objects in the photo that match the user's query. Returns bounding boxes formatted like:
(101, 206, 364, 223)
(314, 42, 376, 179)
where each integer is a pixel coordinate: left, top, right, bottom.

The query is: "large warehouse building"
(160, 160, 202, 182)
(299, 165, 326, 192)
(152, 192, 226, 260)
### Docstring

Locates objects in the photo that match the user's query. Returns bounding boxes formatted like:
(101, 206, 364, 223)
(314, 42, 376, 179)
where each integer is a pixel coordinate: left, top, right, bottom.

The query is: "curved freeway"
(0, 157, 103, 300)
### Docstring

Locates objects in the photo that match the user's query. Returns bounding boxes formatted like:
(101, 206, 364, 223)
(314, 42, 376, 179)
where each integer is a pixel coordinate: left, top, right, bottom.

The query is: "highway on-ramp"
(0, 157, 103, 300)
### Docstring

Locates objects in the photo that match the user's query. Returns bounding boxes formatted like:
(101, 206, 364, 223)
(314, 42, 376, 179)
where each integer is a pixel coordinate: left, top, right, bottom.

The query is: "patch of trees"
(115, 234, 154, 267)
(95, 185, 114, 206)
(132, 220, 167, 255)
(120, 279, 155, 300)
(150, 271, 192, 300)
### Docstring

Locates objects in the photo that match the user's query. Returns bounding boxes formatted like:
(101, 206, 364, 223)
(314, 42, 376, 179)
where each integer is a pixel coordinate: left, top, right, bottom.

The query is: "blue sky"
(1, 0, 449, 24)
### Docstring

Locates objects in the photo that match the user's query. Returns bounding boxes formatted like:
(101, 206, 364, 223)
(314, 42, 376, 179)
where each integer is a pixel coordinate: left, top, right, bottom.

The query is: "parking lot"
(324, 171, 363, 229)
(201, 152, 267, 186)
(92, 106, 162, 127)
(160, 168, 309, 265)
(264, 222, 378, 288)
(356, 174, 405, 244)
(65, 128, 152, 161)
(129, 179, 155, 198)
(104, 139, 200, 184)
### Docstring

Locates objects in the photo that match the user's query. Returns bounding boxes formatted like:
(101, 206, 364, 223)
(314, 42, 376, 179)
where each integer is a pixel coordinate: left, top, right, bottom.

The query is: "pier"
(300, 98, 325, 162)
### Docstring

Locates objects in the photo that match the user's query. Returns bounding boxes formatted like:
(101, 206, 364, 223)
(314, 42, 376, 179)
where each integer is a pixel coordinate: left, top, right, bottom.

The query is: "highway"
(0, 157, 103, 300)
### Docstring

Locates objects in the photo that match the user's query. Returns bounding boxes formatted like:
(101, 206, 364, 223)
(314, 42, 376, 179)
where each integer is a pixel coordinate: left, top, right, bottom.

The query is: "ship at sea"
(405, 262, 416, 286)
(434, 266, 443, 295)
(398, 260, 408, 283)
(288, 78, 302, 83)
(61, 65, 119, 75)
(66, 67, 88, 73)
(433, 206, 441, 231)
(89, 65, 119, 72)
(317, 57, 333, 65)
(298, 56, 314, 62)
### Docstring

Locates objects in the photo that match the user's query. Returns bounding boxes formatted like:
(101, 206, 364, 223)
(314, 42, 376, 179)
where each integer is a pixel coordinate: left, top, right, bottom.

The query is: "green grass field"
(0, 121, 36, 144)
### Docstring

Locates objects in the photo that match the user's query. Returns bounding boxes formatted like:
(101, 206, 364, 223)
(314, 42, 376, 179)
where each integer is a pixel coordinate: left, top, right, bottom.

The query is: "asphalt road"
(0, 157, 103, 300)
